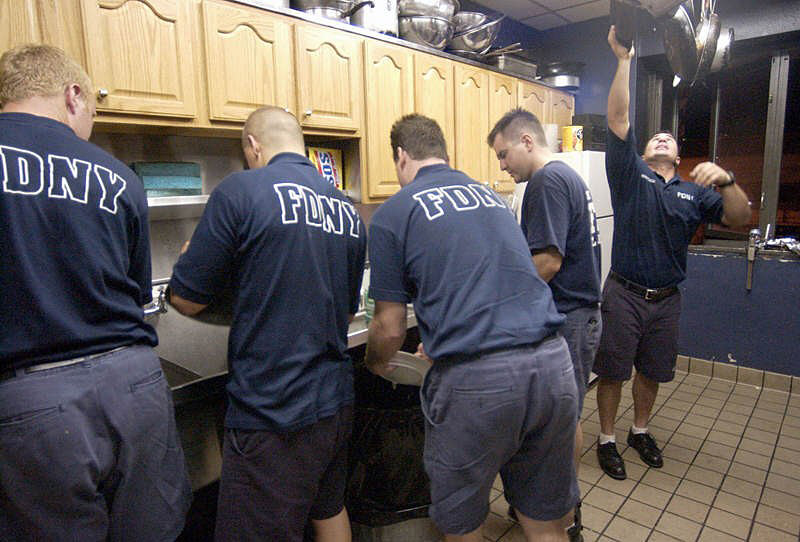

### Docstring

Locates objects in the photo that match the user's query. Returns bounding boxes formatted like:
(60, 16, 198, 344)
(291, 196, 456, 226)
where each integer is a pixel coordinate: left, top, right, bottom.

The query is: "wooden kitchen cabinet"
(413, 53, 455, 156)
(549, 89, 575, 129)
(1, 0, 41, 52)
(294, 24, 363, 133)
(202, 0, 294, 122)
(79, 0, 197, 119)
(518, 80, 549, 125)
(363, 41, 413, 200)
(487, 71, 517, 193)
(453, 65, 489, 183)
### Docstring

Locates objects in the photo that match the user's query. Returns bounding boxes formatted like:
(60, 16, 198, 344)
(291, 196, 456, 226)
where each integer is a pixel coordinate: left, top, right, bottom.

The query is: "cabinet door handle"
(97, 88, 109, 100)
(304, 110, 312, 117)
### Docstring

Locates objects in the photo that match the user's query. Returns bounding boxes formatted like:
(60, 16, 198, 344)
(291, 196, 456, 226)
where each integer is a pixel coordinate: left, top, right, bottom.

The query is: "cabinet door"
(202, 0, 293, 122)
(549, 89, 575, 129)
(488, 71, 517, 193)
(80, 0, 196, 118)
(363, 42, 413, 199)
(518, 81, 549, 124)
(453, 65, 489, 182)
(294, 25, 363, 132)
(413, 53, 455, 155)
(0, 0, 41, 53)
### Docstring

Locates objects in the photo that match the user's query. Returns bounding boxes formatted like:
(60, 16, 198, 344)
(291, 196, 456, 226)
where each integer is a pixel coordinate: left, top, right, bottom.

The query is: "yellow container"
(561, 125, 583, 152)
(307, 147, 344, 190)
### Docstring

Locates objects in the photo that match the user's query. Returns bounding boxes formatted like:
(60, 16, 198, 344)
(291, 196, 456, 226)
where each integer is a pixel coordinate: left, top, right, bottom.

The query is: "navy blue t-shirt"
(368, 163, 564, 360)
(606, 128, 724, 288)
(170, 153, 366, 432)
(521, 160, 602, 313)
(0, 113, 156, 370)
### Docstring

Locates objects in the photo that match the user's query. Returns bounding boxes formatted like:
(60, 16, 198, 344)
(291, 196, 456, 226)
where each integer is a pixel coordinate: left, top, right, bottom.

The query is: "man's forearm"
(608, 58, 632, 138)
(720, 183, 752, 227)
(364, 302, 407, 367)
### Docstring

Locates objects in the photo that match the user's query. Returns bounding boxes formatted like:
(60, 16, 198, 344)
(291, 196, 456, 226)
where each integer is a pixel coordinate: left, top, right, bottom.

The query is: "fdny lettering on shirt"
(676, 191, 695, 201)
(273, 182, 360, 238)
(641, 173, 656, 184)
(1, 145, 127, 214)
(412, 183, 507, 221)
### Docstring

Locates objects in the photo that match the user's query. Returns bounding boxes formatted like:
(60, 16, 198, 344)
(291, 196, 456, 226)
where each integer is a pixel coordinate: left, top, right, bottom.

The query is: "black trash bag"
(347, 405, 430, 526)
(346, 363, 430, 526)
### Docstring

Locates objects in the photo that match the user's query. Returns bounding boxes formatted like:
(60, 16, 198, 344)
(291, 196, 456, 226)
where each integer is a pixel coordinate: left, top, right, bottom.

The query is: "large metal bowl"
(448, 15, 502, 53)
(398, 0, 459, 19)
(399, 15, 454, 50)
(452, 11, 486, 33)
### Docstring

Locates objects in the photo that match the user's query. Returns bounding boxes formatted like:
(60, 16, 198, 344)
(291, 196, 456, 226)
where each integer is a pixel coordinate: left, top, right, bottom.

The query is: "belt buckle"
(644, 288, 658, 301)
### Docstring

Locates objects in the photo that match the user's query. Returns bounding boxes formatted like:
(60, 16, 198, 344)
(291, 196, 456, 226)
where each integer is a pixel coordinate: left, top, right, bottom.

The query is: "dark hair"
(646, 130, 680, 153)
(390, 114, 448, 162)
(487, 107, 547, 147)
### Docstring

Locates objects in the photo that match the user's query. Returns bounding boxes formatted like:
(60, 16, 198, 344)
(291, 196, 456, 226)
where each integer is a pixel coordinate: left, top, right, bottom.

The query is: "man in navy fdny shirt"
(594, 27, 751, 481)
(169, 106, 366, 542)
(489, 107, 602, 542)
(0, 45, 190, 540)
(366, 114, 578, 541)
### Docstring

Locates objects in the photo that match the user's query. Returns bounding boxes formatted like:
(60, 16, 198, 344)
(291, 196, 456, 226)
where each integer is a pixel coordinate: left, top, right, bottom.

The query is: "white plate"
(384, 351, 432, 387)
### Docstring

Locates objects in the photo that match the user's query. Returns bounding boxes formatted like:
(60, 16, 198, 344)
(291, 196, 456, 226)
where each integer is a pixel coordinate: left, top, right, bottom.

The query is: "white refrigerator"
(511, 150, 613, 286)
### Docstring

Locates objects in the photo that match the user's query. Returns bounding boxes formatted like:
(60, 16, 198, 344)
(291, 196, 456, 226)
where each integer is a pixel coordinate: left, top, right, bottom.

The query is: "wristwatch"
(717, 171, 736, 189)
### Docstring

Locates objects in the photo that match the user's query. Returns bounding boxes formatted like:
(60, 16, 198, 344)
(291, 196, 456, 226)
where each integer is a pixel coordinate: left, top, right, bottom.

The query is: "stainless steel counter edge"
(229, 0, 564, 90)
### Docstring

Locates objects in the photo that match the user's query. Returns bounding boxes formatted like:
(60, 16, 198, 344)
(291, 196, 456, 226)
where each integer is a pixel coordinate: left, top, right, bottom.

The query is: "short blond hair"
(0, 44, 93, 107)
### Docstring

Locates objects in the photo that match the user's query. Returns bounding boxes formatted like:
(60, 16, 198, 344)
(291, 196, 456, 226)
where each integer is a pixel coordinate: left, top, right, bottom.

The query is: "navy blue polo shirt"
(521, 160, 601, 313)
(0, 113, 157, 370)
(368, 163, 564, 360)
(170, 152, 366, 432)
(606, 129, 724, 288)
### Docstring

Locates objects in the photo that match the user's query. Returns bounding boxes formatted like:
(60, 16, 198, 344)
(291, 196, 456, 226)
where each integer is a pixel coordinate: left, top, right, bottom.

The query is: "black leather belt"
(610, 271, 678, 302)
(0, 346, 129, 383)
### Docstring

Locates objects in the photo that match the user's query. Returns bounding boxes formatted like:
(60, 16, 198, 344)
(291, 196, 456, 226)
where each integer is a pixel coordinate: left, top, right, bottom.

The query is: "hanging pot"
(351, 0, 399, 35)
(692, 11, 720, 83)
(709, 27, 733, 73)
(659, 3, 698, 84)
(294, 0, 375, 23)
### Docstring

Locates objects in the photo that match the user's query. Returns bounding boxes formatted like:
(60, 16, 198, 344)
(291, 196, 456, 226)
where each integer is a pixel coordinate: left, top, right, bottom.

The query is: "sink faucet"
(144, 284, 169, 317)
(746, 228, 760, 292)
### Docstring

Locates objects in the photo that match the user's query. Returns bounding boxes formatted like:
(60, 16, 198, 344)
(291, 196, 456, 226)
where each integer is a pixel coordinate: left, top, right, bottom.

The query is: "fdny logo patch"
(641, 173, 656, 184)
(676, 192, 695, 201)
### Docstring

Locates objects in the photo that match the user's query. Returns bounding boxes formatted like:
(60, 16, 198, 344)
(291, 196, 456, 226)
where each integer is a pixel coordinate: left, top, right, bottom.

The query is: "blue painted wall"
(678, 250, 800, 376)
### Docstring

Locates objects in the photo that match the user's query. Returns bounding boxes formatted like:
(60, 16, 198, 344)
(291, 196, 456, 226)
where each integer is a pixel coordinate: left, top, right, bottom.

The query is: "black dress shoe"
(596, 441, 627, 480)
(627, 430, 664, 468)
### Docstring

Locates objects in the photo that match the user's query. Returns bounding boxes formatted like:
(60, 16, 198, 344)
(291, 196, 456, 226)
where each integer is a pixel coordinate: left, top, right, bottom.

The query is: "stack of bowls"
(398, 0, 460, 50)
(447, 12, 503, 54)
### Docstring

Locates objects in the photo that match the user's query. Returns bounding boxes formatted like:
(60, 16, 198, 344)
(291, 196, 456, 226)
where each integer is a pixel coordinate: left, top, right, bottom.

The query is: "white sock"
(599, 433, 615, 445)
(631, 425, 648, 435)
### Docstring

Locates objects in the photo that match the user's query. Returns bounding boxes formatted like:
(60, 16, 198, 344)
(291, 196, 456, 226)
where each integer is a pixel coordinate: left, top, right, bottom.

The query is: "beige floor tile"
(692, 404, 723, 419)
(724, 402, 755, 416)
(686, 413, 717, 429)
(580, 503, 613, 533)
(714, 420, 747, 436)
(697, 526, 742, 541)
(659, 406, 689, 421)
(706, 379, 735, 392)
(677, 421, 712, 439)
(594, 472, 637, 497)
(777, 434, 800, 452)
(747, 417, 782, 434)
(760, 389, 789, 404)
(663, 443, 698, 464)
(670, 432, 704, 451)
(641, 469, 682, 493)
(648, 531, 683, 541)
(494, 523, 524, 541)
(580, 529, 600, 542)
(667, 398, 695, 412)
(621, 446, 650, 468)
(720, 475, 764, 502)
(766, 472, 800, 497)
(685, 465, 725, 488)
(481, 512, 514, 540)
(700, 440, 737, 460)
(676, 479, 720, 505)
(630, 483, 672, 509)
(749, 522, 798, 541)
(705, 508, 753, 539)
(754, 399, 786, 413)
(650, 416, 681, 433)
(493, 474, 503, 491)
(769, 460, 798, 481)
(759, 488, 800, 516)
(751, 408, 784, 423)
(489, 493, 511, 519)
(578, 463, 605, 485)
(754, 504, 800, 536)
(780, 423, 800, 440)
(714, 491, 758, 519)
(694, 452, 732, 474)
(782, 415, 800, 430)
(603, 515, 651, 542)
(733, 449, 772, 471)
(623, 461, 648, 482)
(673, 391, 700, 404)
(727, 462, 768, 485)
(773, 446, 800, 466)
(655, 511, 703, 541)
(717, 410, 750, 425)
(660, 457, 691, 478)
(737, 438, 775, 457)
(743, 427, 778, 445)
(583, 486, 625, 514)
(667, 494, 711, 524)
(706, 430, 742, 448)
(617, 498, 662, 528)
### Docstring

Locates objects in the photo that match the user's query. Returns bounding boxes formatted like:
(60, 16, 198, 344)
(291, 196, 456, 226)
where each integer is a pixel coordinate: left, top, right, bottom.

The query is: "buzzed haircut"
(390, 113, 449, 162)
(487, 108, 547, 148)
(647, 130, 680, 153)
(242, 105, 305, 151)
(0, 44, 93, 107)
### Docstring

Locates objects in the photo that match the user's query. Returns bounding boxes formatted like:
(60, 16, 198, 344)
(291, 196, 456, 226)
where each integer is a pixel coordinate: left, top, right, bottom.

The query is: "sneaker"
(596, 441, 627, 480)
(627, 429, 664, 468)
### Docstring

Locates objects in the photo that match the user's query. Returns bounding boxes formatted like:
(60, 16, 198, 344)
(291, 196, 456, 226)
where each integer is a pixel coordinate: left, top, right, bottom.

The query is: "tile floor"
(482, 370, 800, 541)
